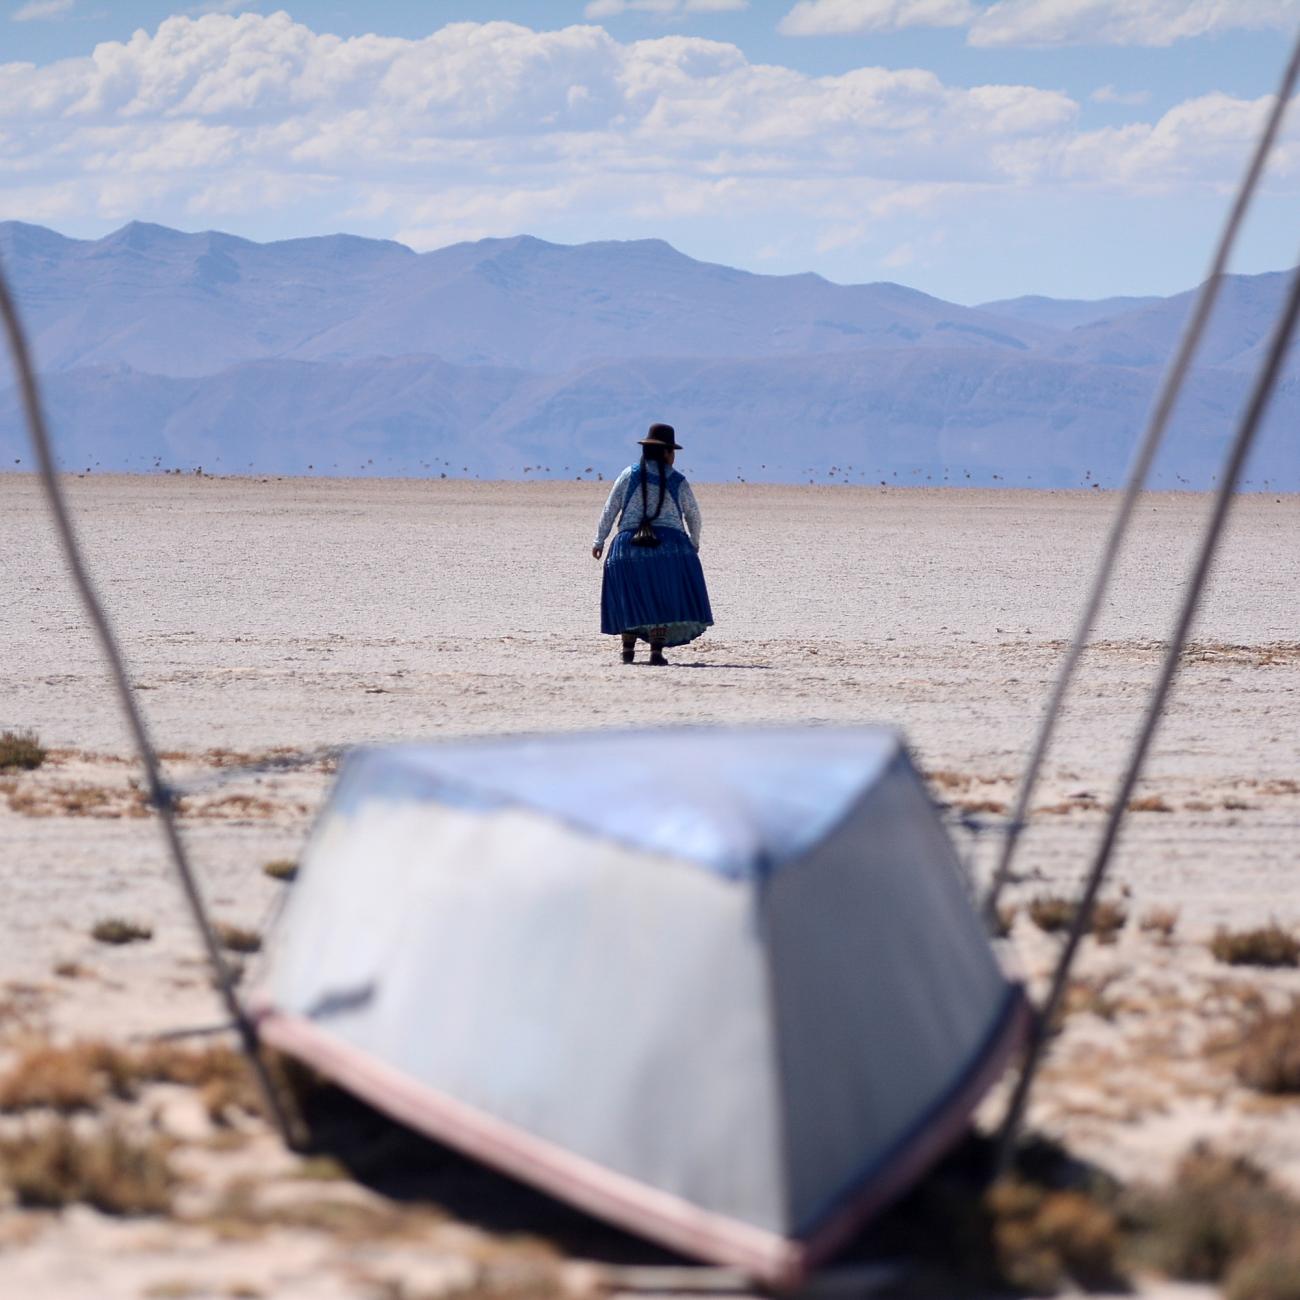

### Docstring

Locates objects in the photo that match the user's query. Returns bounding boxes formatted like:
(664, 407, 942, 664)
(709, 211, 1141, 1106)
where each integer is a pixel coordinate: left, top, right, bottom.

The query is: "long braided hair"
(639, 442, 669, 524)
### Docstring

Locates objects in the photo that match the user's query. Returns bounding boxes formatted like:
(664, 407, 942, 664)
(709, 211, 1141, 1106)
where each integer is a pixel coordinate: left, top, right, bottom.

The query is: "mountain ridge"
(0, 221, 1294, 488)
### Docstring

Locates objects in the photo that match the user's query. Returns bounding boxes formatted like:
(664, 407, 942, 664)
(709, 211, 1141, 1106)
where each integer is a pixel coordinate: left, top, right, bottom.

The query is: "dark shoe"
(649, 647, 668, 666)
(622, 647, 635, 664)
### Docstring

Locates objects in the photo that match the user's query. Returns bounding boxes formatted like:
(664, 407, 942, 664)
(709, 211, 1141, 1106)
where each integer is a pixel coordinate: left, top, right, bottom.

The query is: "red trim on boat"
(256, 985, 1029, 1289)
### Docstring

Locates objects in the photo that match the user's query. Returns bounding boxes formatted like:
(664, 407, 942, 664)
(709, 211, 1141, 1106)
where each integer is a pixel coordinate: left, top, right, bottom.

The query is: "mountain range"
(0, 220, 1294, 488)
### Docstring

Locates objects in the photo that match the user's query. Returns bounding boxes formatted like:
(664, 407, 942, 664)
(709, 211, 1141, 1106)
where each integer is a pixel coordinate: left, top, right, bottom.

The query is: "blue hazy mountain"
(0, 221, 1294, 487)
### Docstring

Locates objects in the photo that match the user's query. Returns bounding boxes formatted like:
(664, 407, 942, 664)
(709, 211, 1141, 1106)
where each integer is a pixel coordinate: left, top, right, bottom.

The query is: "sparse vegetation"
(0, 1040, 261, 1122)
(957, 797, 1007, 815)
(1210, 925, 1300, 969)
(0, 1120, 173, 1215)
(1127, 794, 1173, 813)
(1028, 894, 1075, 933)
(1028, 894, 1127, 943)
(1139, 907, 1179, 942)
(993, 904, 1018, 939)
(1129, 1147, 1300, 1289)
(262, 858, 298, 882)
(214, 922, 262, 954)
(0, 729, 46, 771)
(92, 917, 154, 945)
(985, 1177, 1123, 1294)
(1234, 1000, 1300, 1095)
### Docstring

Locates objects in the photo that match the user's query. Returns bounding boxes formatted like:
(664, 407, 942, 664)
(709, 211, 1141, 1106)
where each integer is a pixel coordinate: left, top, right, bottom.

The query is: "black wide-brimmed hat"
(638, 422, 682, 450)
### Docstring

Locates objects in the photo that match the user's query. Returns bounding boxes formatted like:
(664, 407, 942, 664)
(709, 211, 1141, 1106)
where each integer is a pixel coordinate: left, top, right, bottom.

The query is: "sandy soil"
(1, 473, 1298, 1298)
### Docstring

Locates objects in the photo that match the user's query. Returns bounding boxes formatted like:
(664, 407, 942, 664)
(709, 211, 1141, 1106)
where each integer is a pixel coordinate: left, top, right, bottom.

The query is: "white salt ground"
(0, 474, 1296, 1299)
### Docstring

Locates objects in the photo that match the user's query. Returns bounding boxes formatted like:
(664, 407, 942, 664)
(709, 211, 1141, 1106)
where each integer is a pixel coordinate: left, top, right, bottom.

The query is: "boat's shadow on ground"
(302, 1084, 692, 1268)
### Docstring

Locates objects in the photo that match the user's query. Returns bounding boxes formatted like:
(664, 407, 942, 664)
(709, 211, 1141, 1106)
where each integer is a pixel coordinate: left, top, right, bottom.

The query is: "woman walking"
(592, 423, 713, 665)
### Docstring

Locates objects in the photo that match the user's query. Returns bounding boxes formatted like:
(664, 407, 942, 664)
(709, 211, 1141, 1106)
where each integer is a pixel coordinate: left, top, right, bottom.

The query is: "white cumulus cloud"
(969, 0, 1300, 47)
(778, 0, 1300, 44)
(779, 0, 976, 35)
(0, 11, 1293, 262)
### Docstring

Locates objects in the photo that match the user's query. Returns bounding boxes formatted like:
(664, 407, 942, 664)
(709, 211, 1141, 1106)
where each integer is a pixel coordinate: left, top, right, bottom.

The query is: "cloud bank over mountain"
(2, 11, 1296, 305)
(0, 221, 1293, 489)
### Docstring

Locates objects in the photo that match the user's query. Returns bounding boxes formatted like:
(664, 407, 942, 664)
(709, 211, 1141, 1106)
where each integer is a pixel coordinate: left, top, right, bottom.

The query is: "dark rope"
(982, 26, 1300, 925)
(995, 249, 1300, 1174)
(0, 256, 299, 1149)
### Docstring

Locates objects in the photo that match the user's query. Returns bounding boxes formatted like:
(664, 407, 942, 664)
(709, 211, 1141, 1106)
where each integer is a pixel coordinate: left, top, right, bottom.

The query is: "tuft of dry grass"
(1028, 895, 1127, 943)
(1225, 1244, 1300, 1300)
(4, 780, 150, 819)
(957, 797, 1008, 815)
(1028, 894, 1075, 933)
(1139, 907, 1179, 942)
(1127, 794, 1173, 813)
(1234, 1001, 1300, 1095)
(92, 917, 153, 945)
(0, 729, 46, 771)
(986, 1178, 1123, 1294)
(1210, 924, 1300, 969)
(993, 904, 1018, 939)
(0, 1121, 173, 1215)
(0, 1042, 133, 1113)
(1130, 1147, 1300, 1286)
(262, 858, 298, 882)
(214, 922, 262, 955)
(0, 1040, 261, 1122)
(52, 960, 92, 979)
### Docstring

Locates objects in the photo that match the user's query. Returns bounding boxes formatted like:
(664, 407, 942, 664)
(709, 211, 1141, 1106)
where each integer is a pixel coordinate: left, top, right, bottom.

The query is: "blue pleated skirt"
(601, 526, 714, 646)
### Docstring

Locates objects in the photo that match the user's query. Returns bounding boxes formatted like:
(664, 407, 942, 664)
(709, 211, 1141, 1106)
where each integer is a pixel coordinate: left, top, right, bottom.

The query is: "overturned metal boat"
(254, 726, 1028, 1286)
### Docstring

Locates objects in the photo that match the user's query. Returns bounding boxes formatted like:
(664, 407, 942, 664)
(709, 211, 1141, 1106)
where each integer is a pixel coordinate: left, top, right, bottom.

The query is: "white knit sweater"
(593, 463, 702, 550)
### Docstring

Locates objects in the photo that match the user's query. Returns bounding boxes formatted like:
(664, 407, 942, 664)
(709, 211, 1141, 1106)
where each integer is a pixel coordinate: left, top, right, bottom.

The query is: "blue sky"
(3, 1, 1298, 302)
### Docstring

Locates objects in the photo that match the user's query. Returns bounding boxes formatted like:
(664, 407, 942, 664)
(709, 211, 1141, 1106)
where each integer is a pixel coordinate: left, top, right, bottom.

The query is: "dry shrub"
(0, 729, 46, 771)
(1060, 974, 1121, 1025)
(1028, 895, 1127, 942)
(1140, 907, 1179, 941)
(0, 1041, 260, 1122)
(1131, 1147, 1299, 1284)
(1235, 1000, 1300, 1095)
(92, 917, 153, 945)
(1223, 797, 1253, 812)
(214, 922, 262, 955)
(53, 961, 92, 979)
(1029, 895, 1075, 933)
(0, 1120, 173, 1214)
(1226, 1243, 1300, 1300)
(4, 780, 149, 819)
(0, 1042, 134, 1113)
(1091, 900, 1128, 945)
(993, 904, 1018, 939)
(1127, 794, 1173, 813)
(925, 769, 967, 790)
(263, 859, 298, 882)
(986, 1178, 1123, 1294)
(1211, 925, 1300, 969)
(958, 797, 1008, 815)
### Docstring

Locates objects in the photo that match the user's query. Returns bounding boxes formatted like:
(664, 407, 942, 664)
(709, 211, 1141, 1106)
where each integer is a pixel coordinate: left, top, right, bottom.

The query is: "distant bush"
(215, 922, 261, 954)
(0, 1121, 172, 1215)
(1130, 1147, 1300, 1288)
(1210, 925, 1299, 969)
(1139, 907, 1179, 942)
(1235, 1000, 1300, 1095)
(91, 918, 153, 946)
(1028, 895, 1127, 943)
(0, 729, 46, 771)
(262, 859, 297, 882)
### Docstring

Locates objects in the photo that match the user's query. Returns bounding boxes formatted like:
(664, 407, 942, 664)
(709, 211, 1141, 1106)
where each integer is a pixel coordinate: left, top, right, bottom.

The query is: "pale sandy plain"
(1, 473, 1298, 1299)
